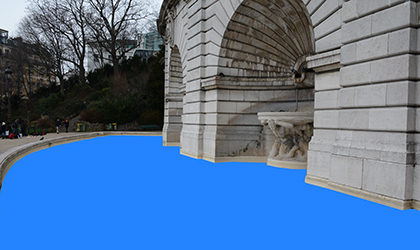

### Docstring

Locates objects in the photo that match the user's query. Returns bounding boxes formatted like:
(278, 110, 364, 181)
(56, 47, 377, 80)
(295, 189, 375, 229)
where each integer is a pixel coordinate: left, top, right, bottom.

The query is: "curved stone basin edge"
(0, 131, 162, 191)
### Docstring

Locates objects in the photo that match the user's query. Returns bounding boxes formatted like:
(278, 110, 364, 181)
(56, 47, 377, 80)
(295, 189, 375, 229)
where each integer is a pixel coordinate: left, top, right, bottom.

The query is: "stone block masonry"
(159, 0, 420, 210)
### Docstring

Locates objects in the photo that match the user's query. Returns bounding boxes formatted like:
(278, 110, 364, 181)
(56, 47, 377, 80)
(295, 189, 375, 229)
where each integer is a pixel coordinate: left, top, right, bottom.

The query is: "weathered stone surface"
(314, 9, 342, 40)
(330, 155, 364, 189)
(314, 90, 339, 109)
(414, 164, 420, 201)
(363, 160, 414, 200)
(159, 0, 420, 210)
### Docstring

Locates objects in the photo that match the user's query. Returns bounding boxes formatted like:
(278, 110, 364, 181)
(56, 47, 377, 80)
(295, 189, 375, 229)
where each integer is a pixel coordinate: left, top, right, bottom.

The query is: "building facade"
(87, 31, 163, 72)
(158, 0, 420, 210)
(1, 29, 54, 96)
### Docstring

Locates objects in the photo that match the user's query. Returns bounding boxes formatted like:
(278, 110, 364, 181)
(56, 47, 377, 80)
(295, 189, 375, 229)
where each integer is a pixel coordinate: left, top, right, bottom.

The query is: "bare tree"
(86, 0, 150, 77)
(8, 38, 31, 96)
(24, 0, 89, 85)
(142, 2, 160, 32)
(19, 16, 66, 94)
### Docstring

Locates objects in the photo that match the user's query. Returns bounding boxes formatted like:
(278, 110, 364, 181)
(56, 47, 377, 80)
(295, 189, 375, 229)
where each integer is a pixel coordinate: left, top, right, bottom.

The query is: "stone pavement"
(0, 131, 162, 190)
(0, 131, 161, 154)
(0, 132, 80, 154)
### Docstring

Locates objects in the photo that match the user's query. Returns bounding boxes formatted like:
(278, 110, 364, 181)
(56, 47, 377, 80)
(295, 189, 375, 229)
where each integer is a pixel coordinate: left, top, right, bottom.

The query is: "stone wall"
(159, 0, 420, 210)
(163, 45, 184, 146)
(307, 0, 420, 210)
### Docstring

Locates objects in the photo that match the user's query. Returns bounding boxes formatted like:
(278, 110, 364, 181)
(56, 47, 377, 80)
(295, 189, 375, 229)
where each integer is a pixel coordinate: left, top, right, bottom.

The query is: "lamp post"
(4, 67, 12, 125)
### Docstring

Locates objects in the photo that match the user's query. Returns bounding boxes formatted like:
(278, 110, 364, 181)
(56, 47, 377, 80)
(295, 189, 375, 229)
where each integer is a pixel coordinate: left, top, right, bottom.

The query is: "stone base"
(163, 142, 181, 146)
(305, 175, 418, 211)
(181, 150, 266, 163)
(267, 158, 307, 169)
(162, 124, 182, 146)
(413, 200, 420, 210)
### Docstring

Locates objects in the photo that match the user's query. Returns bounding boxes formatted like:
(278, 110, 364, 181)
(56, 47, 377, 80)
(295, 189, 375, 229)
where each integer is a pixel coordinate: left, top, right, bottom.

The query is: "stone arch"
(218, 0, 314, 78)
(169, 46, 183, 92)
(163, 45, 184, 146)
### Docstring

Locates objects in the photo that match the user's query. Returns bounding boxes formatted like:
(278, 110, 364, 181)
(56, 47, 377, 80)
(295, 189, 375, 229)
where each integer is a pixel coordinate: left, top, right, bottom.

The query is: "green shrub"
(86, 91, 104, 102)
(37, 116, 54, 129)
(60, 99, 84, 117)
(80, 109, 104, 123)
(92, 94, 146, 124)
(46, 93, 60, 110)
(137, 109, 163, 125)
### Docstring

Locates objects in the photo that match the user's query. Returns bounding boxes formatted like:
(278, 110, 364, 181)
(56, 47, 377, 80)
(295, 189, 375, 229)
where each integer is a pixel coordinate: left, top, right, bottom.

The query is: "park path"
(0, 131, 162, 189)
(0, 131, 162, 154)
(0, 132, 80, 154)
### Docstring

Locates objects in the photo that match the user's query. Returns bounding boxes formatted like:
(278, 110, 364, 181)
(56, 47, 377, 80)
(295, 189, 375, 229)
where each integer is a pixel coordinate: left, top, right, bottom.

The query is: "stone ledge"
(0, 132, 162, 191)
(267, 159, 307, 169)
(307, 49, 341, 72)
(305, 174, 417, 210)
(201, 76, 298, 90)
(163, 142, 181, 146)
(181, 149, 267, 163)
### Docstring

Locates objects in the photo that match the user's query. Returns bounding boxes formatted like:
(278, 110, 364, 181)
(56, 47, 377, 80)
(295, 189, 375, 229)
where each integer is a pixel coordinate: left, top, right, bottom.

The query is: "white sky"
(0, 0, 164, 37)
(0, 0, 28, 36)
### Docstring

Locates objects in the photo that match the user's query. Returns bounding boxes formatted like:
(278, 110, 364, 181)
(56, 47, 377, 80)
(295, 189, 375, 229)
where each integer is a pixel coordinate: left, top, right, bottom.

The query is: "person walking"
(56, 119, 61, 134)
(64, 119, 69, 133)
(1, 122, 6, 139)
(21, 119, 28, 137)
(12, 119, 19, 139)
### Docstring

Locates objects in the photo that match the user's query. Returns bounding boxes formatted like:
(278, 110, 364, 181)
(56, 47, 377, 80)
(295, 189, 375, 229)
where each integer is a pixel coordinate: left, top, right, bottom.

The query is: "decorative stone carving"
(164, 9, 175, 47)
(258, 112, 313, 169)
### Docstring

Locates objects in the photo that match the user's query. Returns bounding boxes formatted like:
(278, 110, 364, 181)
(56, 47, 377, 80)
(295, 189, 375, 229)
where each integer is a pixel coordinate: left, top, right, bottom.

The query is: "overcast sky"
(0, 0, 27, 36)
(0, 0, 164, 37)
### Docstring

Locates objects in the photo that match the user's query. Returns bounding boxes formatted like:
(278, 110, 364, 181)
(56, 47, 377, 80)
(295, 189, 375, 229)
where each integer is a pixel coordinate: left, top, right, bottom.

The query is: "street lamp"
(4, 67, 12, 125)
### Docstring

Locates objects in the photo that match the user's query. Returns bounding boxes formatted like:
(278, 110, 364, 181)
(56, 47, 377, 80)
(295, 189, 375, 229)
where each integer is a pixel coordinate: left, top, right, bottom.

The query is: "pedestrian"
(21, 119, 28, 137)
(83, 101, 87, 110)
(65, 119, 69, 133)
(12, 119, 19, 139)
(56, 119, 61, 134)
(1, 122, 6, 139)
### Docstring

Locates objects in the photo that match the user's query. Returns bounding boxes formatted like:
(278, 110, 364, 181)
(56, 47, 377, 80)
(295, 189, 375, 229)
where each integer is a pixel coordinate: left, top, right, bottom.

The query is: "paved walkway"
(0, 131, 161, 154)
(0, 132, 80, 153)
(0, 131, 162, 190)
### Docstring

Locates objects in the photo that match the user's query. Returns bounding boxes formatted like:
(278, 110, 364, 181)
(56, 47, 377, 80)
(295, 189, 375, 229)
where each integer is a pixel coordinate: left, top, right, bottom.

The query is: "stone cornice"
(201, 76, 314, 90)
(306, 49, 341, 73)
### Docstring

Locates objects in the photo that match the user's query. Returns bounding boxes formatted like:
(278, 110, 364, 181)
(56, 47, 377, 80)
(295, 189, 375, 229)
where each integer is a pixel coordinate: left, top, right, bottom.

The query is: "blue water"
(0, 136, 418, 249)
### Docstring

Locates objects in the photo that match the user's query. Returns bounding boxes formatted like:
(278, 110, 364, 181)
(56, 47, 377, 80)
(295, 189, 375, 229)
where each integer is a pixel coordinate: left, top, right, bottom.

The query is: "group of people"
(1, 119, 28, 139)
(0, 118, 71, 139)
(56, 119, 70, 134)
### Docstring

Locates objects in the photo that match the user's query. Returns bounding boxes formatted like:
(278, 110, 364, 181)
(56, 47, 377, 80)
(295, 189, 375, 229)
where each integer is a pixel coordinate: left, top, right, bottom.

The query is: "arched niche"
(168, 45, 183, 94)
(163, 45, 184, 146)
(218, 0, 314, 81)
